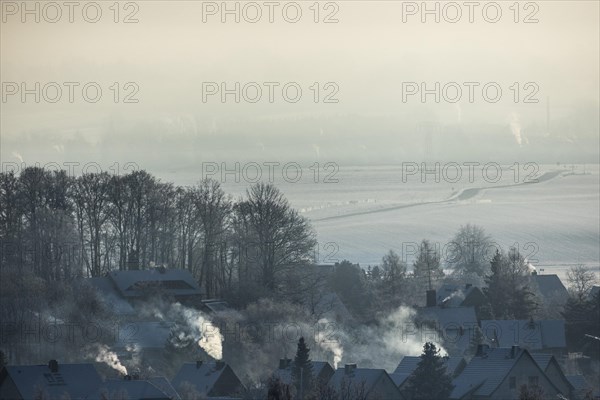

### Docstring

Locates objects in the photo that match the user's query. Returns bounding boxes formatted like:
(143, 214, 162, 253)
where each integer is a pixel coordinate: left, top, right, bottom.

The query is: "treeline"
(0, 168, 316, 303)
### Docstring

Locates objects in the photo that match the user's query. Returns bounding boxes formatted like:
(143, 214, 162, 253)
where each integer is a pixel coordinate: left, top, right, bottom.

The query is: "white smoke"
(509, 112, 523, 146)
(171, 303, 224, 360)
(94, 344, 128, 375)
(12, 151, 23, 163)
(316, 318, 343, 369)
(316, 307, 446, 371)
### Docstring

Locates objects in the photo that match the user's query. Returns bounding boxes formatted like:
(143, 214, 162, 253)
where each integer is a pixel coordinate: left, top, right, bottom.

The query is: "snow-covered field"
(167, 164, 600, 278)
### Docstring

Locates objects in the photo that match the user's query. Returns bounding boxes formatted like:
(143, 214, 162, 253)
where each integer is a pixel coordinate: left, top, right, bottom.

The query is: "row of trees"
(0, 168, 316, 302)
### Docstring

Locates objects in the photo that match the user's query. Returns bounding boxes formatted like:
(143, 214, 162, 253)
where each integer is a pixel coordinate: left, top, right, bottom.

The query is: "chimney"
(475, 344, 490, 357)
(510, 345, 520, 358)
(344, 363, 357, 374)
(426, 289, 437, 307)
(48, 360, 58, 373)
(196, 360, 203, 369)
(158, 265, 166, 274)
(279, 358, 291, 369)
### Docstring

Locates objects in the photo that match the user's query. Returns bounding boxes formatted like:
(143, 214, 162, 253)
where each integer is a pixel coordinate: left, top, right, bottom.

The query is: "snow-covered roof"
(451, 347, 531, 399)
(480, 319, 566, 350)
(90, 379, 172, 399)
(328, 366, 398, 397)
(171, 361, 244, 397)
(107, 268, 202, 298)
(86, 277, 136, 315)
(114, 321, 174, 349)
(1, 362, 102, 400)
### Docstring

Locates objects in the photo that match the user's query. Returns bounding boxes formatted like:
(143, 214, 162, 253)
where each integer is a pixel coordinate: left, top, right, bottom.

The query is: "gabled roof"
(328, 367, 397, 396)
(389, 372, 411, 388)
(530, 353, 553, 370)
(527, 274, 569, 303)
(565, 374, 589, 392)
(201, 299, 232, 313)
(480, 319, 566, 349)
(90, 379, 172, 400)
(0, 363, 102, 400)
(272, 361, 334, 385)
(85, 277, 136, 315)
(590, 285, 600, 300)
(418, 306, 478, 329)
(107, 268, 202, 298)
(146, 377, 182, 400)
(312, 292, 354, 322)
(394, 356, 466, 377)
(450, 347, 545, 399)
(436, 284, 481, 307)
(114, 321, 174, 349)
(171, 361, 244, 396)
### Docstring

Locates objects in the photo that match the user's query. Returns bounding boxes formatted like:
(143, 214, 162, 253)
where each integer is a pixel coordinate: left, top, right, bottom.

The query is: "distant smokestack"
(48, 360, 58, 373)
(426, 290, 437, 307)
(546, 96, 550, 135)
(344, 364, 357, 374)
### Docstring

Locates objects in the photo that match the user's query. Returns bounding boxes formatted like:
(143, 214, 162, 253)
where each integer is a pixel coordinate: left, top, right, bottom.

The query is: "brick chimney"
(48, 360, 58, 373)
(475, 344, 490, 357)
(510, 345, 520, 358)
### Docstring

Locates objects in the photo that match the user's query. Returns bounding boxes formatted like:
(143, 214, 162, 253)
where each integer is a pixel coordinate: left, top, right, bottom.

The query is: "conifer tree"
(404, 342, 454, 400)
(292, 337, 314, 398)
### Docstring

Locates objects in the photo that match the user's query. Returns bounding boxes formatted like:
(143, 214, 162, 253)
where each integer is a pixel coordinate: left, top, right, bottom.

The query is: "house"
(327, 364, 402, 399)
(417, 305, 479, 356)
(146, 377, 182, 400)
(272, 358, 335, 386)
(391, 355, 466, 393)
(480, 319, 566, 354)
(566, 374, 594, 400)
(88, 268, 203, 308)
(437, 284, 487, 309)
(171, 361, 245, 398)
(201, 299, 232, 314)
(89, 376, 173, 400)
(86, 276, 136, 316)
(590, 285, 600, 300)
(530, 353, 574, 397)
(114, 321, 174, 352)
(310, 292, 354, 322)
(450, 346, 565, 399)
(526, 274, 569, 307)
(0, 360, 103, 400)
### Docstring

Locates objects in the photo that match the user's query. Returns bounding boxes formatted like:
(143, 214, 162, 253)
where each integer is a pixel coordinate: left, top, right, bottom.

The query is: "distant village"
(1, 265, 599, 400)
(0, 170, 599, 399)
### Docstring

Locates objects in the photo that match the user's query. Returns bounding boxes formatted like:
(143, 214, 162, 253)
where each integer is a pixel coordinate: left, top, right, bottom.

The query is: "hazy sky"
(1, 1, 599, 169)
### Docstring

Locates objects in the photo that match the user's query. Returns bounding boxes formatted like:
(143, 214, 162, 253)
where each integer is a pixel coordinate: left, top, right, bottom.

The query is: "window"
(509, 377, 517, 389)
(529, 376, 539, 386)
